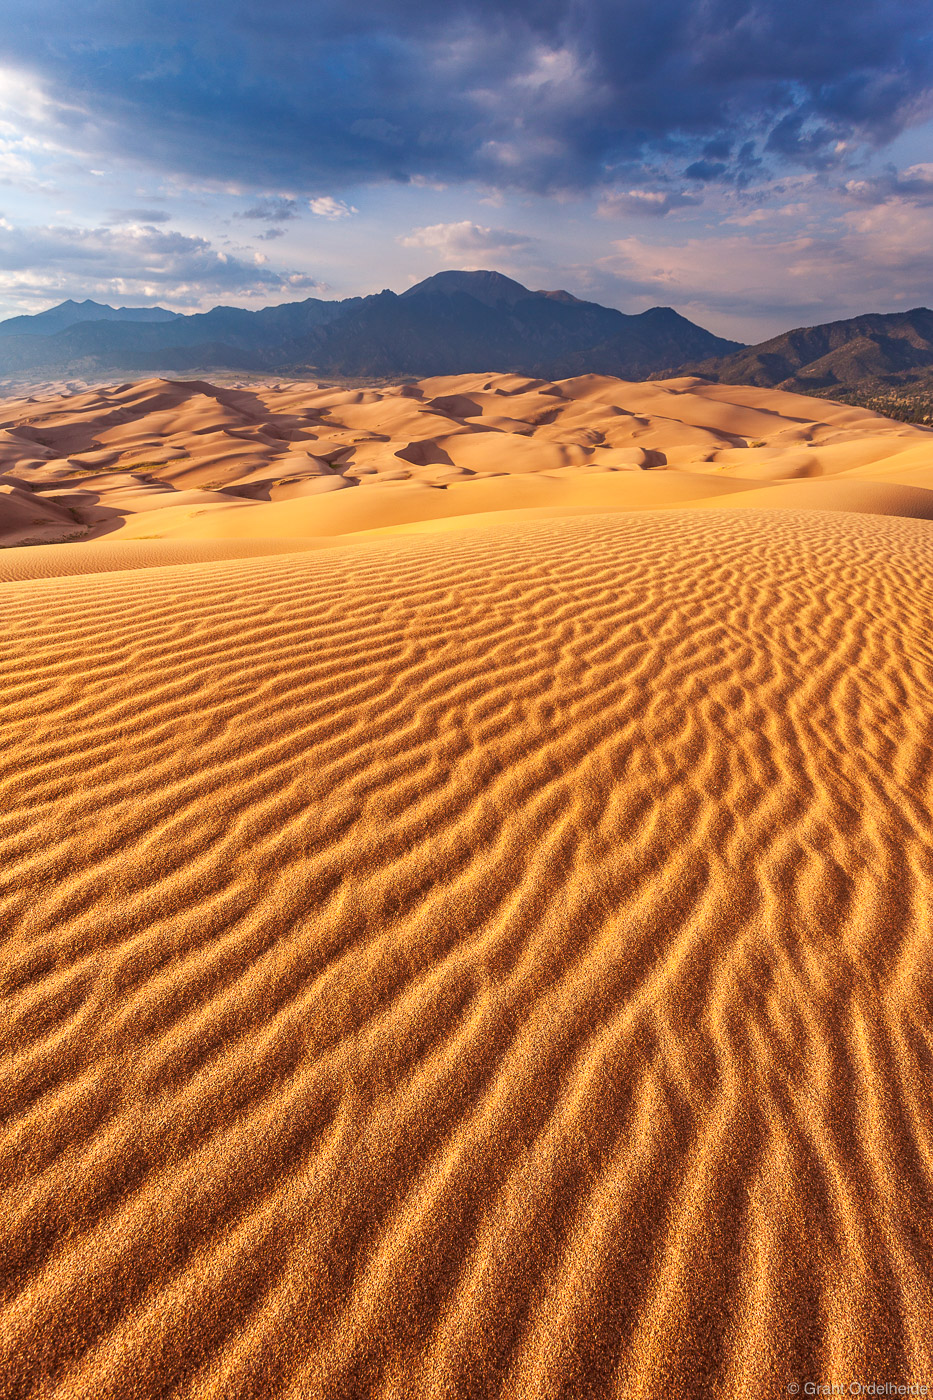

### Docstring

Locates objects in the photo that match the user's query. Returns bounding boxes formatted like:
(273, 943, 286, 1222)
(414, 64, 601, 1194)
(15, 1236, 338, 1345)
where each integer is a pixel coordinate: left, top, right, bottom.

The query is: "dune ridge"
(3, 505, 933, 1398)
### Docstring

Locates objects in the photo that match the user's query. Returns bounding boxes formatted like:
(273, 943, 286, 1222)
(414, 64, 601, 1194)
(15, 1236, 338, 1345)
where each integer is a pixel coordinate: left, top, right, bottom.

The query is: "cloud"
(843, 164, 933, 207)
(0, 217, 323, 309)
(106, 207, 171, 224)
(601, 198, 933, 332)
(309, 196, 357, 219)
(0, 1, 928, 195)
(399, 220, 534, 260)
(684, 160, 728, 183)
(597, 188, 702, 218)
(237, 196, 300, 221)
(722, 199, 811, 226)
(722, 209, 771, 228)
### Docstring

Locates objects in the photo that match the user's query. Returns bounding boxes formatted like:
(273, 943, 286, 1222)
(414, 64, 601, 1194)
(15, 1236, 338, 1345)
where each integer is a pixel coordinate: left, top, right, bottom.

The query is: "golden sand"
(2, 374, 933, 1398)
(2, 371, 933, 552)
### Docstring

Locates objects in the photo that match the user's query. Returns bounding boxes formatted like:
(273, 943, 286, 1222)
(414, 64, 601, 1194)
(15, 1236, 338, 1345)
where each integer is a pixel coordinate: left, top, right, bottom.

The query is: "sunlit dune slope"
(3, 509, 933, 1399)
(0, 370, 931, 546)
(0, 537, 329, 583)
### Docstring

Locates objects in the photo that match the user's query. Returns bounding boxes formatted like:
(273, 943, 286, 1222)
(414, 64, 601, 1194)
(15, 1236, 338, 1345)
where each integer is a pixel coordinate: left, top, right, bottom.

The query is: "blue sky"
(0, 0, 930, 340)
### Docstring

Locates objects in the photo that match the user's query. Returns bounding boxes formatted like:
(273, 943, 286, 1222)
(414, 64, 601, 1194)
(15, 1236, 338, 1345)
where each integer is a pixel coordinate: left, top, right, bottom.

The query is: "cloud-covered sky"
(0, 0, 930, 339)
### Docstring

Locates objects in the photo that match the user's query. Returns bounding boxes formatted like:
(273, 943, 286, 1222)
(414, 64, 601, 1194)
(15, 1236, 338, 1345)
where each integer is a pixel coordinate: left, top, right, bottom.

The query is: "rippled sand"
(3, 500, 933, 1398)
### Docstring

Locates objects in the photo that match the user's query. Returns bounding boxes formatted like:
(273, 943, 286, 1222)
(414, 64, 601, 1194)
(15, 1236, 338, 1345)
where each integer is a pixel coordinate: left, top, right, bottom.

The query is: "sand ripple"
(2, 509, 933, 1398)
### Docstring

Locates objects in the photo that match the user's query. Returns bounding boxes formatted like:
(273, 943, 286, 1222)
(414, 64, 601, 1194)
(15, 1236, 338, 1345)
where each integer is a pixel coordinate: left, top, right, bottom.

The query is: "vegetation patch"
(804, 385, 933, 425)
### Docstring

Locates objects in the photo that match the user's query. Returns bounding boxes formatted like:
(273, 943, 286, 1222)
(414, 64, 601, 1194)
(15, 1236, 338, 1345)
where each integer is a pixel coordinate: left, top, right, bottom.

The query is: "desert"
(5, 0, 933, 1389)
(3, 370, 933, 557)
(2, 367, 933, 1397)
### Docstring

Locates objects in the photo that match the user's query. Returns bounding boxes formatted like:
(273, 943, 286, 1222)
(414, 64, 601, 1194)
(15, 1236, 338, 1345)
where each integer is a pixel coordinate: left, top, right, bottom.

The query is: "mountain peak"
(401, 270, 535, 308)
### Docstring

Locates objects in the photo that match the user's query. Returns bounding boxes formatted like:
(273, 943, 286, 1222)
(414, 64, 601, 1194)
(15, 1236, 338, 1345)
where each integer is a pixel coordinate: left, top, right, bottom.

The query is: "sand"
(2, 374, 933, 1399)
(2, 371, 933, 551)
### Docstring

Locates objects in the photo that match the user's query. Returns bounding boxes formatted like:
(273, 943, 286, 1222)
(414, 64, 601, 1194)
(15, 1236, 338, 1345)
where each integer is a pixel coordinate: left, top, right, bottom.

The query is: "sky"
(0, 0, 930, 342)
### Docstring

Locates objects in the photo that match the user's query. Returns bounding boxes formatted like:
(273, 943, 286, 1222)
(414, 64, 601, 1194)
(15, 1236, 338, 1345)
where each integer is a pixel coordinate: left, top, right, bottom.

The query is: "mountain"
(268, 278, 741, 380)
(673, 308, 933, 394)
(0, 299, 179, 335)
(0, 272, 741, 380)
(8, 284, 933, 407)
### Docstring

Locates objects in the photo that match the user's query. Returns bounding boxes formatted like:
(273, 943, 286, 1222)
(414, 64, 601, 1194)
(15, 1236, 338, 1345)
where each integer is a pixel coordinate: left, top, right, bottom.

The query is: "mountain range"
(1, 275, 932, 410)
(0, 271, 738, 380)
(671, 307, 933, 396)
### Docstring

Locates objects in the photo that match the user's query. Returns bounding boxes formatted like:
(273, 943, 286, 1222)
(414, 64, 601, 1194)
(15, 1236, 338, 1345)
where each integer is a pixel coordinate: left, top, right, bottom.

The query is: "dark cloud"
(684, 161, 728, 182)
(0, 0, 929, 195)
(765, 113, 839, 166)
(237, 196, 301, 221)
(844, 164, 933, 206)
(701, 139, 733, 162)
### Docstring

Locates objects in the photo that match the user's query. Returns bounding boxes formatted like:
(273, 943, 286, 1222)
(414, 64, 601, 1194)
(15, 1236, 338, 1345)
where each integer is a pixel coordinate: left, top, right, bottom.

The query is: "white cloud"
(309, 196, 357, 219)
(0, 218, 324, 311)
(399, 220, 533, 261)
(722, 208, 770, 227)
(0, 65, 82, 131)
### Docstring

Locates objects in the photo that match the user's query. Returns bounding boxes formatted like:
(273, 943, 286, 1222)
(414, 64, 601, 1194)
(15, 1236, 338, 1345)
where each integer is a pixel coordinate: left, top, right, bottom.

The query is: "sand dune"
(0, 537, 329, 584)
(0, 371, 931, 546)
(3, 374, 933, 1398)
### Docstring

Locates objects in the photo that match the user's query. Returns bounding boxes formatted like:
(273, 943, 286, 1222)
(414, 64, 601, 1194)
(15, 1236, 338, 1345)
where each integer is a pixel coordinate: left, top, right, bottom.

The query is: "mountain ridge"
(0, 272, 741, 380)
(0, 298, 180, 336)
(670, 307, 933, 394)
